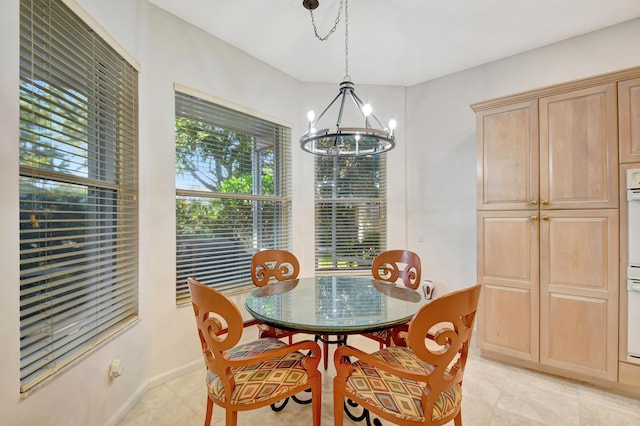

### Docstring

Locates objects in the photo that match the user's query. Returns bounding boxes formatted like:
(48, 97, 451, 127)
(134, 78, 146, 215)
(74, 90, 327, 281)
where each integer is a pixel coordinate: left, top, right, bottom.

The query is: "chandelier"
(300, 0, 396, 157)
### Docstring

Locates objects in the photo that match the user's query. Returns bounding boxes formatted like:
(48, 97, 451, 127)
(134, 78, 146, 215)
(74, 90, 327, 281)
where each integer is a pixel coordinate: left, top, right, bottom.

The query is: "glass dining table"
(244, 275, 428, 338)
(245, 275, 428, 414)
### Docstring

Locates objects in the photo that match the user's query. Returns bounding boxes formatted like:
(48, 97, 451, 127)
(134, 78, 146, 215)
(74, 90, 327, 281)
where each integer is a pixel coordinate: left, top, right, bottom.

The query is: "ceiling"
(148, 0, 640, 87)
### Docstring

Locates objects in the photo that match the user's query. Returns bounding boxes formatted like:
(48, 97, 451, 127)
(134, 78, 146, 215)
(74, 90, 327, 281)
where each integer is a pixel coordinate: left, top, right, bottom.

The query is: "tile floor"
(118, 331, 640, 425)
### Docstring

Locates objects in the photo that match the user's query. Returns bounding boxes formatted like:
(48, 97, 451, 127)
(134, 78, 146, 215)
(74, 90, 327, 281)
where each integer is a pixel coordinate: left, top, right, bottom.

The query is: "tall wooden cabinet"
(474, 77, 621, 383)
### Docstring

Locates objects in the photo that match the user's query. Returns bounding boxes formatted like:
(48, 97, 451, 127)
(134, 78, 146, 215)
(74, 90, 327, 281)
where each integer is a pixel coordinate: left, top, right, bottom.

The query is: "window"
(175, 90, 292, 302)
(314, 155, 387, 271)
(19, 0, 138, 392)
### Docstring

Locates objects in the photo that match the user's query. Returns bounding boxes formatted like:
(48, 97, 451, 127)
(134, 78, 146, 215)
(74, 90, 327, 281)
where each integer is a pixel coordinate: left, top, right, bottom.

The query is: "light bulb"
(307, 110, 315, 122)
(362, 104, 372, 116)
(387, 119, 397, 138)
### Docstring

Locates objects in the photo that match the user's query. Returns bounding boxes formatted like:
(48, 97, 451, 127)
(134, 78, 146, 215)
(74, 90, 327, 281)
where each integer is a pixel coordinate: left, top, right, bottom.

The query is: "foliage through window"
(315, 155, 387, 271)
(175, 90, 292, 302)
(19, 0, 139, 392)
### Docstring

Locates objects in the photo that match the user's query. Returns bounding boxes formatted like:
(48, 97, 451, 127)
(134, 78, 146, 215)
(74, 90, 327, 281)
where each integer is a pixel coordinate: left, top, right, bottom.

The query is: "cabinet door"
(476, 100, 539, 210)
(477, 211, 539, 361)
(539, 209, 618, 381)
(540, 84, 618, 209)
(619, 78, 640, 164)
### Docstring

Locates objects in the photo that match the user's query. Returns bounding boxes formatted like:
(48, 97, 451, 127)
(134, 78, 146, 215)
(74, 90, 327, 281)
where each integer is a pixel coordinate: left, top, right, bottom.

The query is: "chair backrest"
(251, 249, 300, 287)
(371, 249, 422, 289)
(187, 277, 243, 373)
(406, 284, 481, 413)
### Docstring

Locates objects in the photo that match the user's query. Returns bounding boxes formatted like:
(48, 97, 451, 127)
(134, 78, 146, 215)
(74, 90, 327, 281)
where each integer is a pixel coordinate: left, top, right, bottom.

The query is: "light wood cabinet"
(619, 78, 640, 163)
(474, 81, 620, 383)
(539, 209, 619, 381)
(539, 84, 618, 209)
(476, 100, 539, 211)
(477, 211, 539, 362)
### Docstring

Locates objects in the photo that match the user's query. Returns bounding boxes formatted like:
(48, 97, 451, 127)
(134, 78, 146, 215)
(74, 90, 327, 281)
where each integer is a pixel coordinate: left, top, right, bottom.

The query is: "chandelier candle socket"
(300, 0, 396, 157)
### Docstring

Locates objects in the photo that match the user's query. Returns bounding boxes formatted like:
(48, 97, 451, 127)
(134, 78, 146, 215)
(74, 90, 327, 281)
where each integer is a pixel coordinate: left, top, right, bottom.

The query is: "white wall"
(405, 18, 640, 296)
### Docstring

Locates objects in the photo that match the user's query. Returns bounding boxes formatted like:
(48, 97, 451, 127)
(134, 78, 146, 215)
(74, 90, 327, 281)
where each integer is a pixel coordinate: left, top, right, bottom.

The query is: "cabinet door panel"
(477, 211, 539, 361)
(544, 294, 609, 372)
(619, 78, 640, 163)
(540, 210, 618, 380)
(540, 84, 618, 209)
(477, 101, 539, 210)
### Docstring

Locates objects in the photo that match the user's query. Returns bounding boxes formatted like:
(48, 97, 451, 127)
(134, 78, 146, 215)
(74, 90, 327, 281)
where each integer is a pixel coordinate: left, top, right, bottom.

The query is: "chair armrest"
(226, 339, 321, 372)
(334, 345, 432, 382)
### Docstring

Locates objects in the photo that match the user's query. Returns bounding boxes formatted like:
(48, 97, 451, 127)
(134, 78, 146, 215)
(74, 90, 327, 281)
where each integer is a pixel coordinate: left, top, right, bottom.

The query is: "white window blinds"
(19, 0, 139, 392)
(314, 155, 387, 271)
(175, 92, 292, 303)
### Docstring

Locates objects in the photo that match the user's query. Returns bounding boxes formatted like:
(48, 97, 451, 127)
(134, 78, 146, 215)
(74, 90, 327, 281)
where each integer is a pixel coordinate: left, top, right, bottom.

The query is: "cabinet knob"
(542, 200, 549, 205)
(530, 200, 538, 205)
(531, 216, 538, 221)
(542, 215, 549, 221)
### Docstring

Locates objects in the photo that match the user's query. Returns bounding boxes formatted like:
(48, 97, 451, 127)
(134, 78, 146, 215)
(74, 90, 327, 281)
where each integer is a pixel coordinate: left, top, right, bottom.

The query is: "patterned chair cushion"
(345, 346, 462, 422)
(365, 328, 391, 343)
(206, 337, 310, 405)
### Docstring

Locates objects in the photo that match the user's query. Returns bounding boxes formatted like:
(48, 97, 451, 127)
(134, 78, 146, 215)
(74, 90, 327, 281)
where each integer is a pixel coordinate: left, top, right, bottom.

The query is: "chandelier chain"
(344, 0, 349, 80)
(308, 0, 350, 81)
(309, 0, 344, 41)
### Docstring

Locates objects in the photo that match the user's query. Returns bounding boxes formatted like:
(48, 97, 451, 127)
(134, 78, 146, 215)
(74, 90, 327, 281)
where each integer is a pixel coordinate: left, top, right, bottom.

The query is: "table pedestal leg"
(314, 334, 348, 370)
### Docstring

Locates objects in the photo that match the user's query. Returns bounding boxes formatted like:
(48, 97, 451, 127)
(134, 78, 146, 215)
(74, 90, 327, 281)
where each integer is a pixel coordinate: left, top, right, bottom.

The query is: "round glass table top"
(244, 276, 428, 334)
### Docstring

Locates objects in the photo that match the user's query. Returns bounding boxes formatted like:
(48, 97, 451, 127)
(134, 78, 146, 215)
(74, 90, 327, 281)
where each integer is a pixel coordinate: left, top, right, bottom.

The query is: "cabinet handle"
(530, 200, 538, 205)
(542, 215, 549, 221)
(531, 216, 538, 221)
(541, 200, 549, 205)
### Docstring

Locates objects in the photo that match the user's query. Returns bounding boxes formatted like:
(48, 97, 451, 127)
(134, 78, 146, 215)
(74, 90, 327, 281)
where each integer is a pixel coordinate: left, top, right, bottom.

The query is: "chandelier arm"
(346, 90, 366, 119)
(336, 89, 348, 129)
(311, 91, 343, 129)
(350, 89, 387, 129)
(343, 90, 370, 128)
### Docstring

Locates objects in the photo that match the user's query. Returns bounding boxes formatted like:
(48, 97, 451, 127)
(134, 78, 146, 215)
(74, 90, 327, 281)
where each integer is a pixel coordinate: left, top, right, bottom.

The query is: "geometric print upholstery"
(206, 337, 310, 405)
(345, 346, 462, 422)
(365, 329, 392, 344)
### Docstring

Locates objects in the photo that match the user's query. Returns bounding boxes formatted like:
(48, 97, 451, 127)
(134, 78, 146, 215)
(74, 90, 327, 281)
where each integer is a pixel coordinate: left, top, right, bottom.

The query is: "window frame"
(174, 87, 293, 302)
(18, 0, 139, 393)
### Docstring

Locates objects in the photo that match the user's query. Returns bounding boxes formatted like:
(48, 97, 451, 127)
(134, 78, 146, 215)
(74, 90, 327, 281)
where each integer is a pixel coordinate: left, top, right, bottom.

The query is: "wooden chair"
(250, 250, 300, 344)
(365, 249, 422, 348)
(187, 277, 322, 426)
(333, 284, 481, 426)
(251, 249, 333, 370)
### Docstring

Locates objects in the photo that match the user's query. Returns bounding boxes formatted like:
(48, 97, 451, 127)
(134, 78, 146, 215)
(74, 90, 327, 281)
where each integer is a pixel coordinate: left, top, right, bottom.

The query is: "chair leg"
(204, 396, 213, 426)
(333, 384, 344, 425)
(312, 376, 322, 426)
(225, 408, 237, 426)
(454, 410, 462, 426)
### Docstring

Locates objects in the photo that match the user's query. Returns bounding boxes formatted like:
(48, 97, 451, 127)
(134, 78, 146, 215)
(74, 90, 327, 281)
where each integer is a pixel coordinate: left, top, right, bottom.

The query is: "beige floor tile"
(118, 335, 640, 426)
